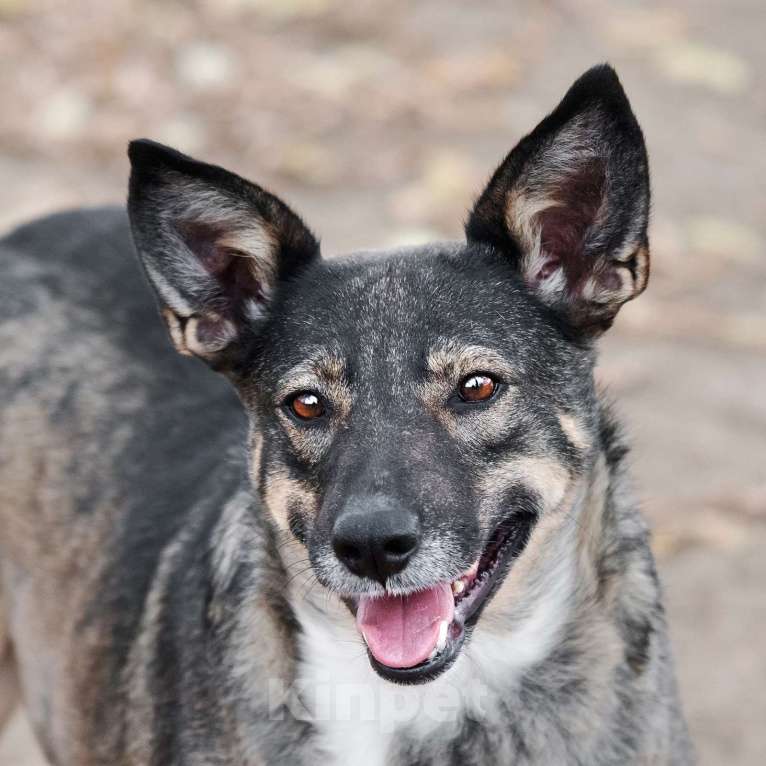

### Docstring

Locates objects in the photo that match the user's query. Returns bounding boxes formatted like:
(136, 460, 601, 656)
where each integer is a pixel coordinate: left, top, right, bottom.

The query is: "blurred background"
(0, 0, 763, 763)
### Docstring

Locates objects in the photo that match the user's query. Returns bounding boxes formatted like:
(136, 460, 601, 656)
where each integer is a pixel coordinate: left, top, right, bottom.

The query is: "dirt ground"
(0, 1, 764, 763)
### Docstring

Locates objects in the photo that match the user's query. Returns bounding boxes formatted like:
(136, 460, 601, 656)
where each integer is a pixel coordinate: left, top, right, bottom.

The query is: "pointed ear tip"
(571, 63, 630, 105)
(577, 63, 620, 86)
(128, 138, 157, 162)
(585, 62, 619, 79)
(127, 139, 188, 173)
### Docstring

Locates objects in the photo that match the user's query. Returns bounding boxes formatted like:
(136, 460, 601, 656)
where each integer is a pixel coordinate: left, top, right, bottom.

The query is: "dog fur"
(0, 65, 693, 764)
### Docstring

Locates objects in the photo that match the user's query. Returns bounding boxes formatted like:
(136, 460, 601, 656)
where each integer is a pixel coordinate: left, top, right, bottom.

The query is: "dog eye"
(289, 392, 326, 420)
(458, 374, 497, 403)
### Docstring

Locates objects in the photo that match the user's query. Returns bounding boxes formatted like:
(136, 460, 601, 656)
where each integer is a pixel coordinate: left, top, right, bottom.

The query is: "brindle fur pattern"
(0, 65, 693, 764)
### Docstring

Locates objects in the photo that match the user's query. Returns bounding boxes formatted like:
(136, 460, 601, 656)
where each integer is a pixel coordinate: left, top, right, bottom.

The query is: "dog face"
(128, 64, 650, 683)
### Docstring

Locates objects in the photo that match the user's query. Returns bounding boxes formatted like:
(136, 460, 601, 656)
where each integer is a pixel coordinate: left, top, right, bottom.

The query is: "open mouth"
(354, 511, 536, 684)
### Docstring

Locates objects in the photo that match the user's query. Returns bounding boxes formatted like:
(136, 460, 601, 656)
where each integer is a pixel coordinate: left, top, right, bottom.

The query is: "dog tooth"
(452, 580, 465, 595)
(436, 620, 449, 652)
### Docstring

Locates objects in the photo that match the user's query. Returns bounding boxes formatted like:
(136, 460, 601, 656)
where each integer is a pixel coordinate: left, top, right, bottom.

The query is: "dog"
(0, 64, 693, 764)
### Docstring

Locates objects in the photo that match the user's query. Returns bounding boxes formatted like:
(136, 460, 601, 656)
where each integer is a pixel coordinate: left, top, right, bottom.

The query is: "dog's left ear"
(466, 64, 650, 335)
(128, 139, 320, 370)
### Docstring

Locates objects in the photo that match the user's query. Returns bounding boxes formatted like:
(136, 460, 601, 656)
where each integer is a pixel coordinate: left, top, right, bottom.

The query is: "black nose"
(332, 497, 419, 585)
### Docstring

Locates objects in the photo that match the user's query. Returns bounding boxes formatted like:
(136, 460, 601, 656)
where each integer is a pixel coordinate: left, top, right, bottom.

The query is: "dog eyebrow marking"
(272, 350, 350, 464)
(275, 349, 348, 406)
(420, 341, 518, 440)
(425, 340, 517, 383)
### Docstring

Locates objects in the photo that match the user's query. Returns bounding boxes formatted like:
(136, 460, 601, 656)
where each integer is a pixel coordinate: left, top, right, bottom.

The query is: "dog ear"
(127, 139, 320, 369)
(465, 64, 650, 335)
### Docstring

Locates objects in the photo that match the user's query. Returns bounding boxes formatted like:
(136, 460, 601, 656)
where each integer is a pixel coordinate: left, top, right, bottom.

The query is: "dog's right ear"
(127, 139, 320, 370)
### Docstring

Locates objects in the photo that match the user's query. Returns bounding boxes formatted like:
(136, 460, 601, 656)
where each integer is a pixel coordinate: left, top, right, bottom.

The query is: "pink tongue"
(356, 583, 455, 669)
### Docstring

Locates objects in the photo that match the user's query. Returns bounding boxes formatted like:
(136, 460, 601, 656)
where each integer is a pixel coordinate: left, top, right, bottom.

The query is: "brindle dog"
(0, 65, 693, 764)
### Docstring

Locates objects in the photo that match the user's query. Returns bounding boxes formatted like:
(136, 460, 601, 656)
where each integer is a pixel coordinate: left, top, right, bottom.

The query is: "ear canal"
(466, 64, 650, 335)
(127, 139, 320, 369)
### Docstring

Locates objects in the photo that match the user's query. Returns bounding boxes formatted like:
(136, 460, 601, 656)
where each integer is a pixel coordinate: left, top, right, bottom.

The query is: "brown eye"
(290, 392, 325, 420)
(459, 374, 497, 403)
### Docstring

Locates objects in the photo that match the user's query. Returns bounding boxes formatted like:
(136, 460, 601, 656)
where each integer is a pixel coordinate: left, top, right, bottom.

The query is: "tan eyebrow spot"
(276, 349, 351, 425)
(273, 350, 350, 464)
(420, 341, 517, 438)
(426, 341, 516, 383)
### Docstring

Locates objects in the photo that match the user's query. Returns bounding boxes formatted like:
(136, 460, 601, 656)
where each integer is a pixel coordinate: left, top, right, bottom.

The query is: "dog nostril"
(382, 534, 417, 558)
(334, 540, 363, 565)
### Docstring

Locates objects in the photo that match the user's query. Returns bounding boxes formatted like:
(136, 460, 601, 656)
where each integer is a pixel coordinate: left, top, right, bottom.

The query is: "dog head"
(128, 64, 649, 683)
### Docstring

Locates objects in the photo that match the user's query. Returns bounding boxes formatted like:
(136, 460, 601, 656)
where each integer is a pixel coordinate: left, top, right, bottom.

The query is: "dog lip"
(453, 510, 536, 625)
(355, 510, 537, 683)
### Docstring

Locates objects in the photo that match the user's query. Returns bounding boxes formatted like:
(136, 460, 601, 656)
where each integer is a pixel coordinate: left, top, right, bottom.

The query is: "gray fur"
(0, 65, 693, 765)
(0, 208, 693, 765)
